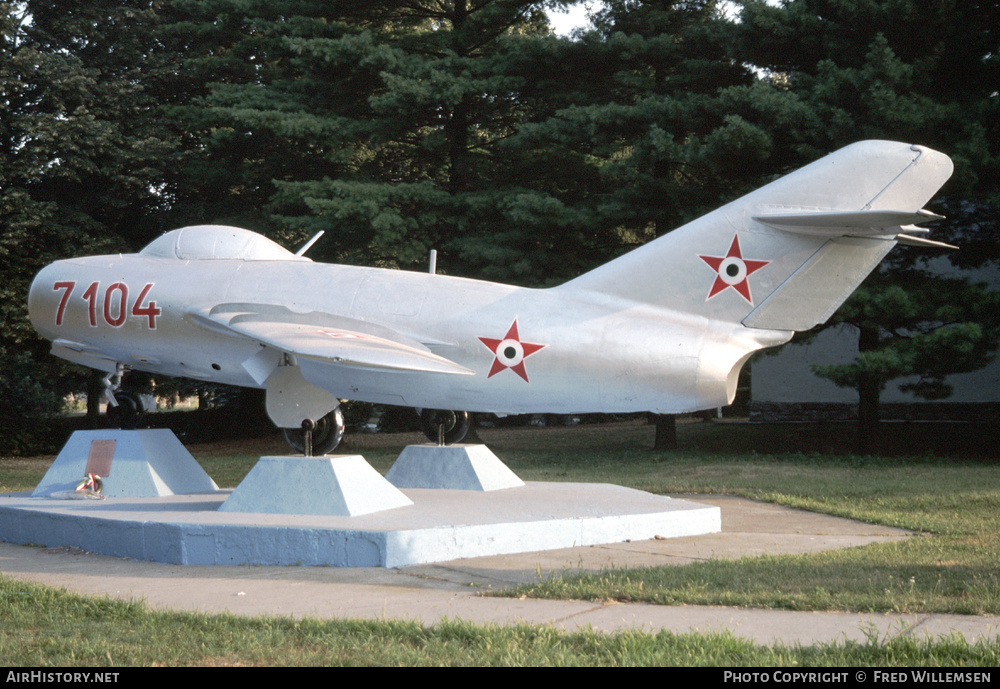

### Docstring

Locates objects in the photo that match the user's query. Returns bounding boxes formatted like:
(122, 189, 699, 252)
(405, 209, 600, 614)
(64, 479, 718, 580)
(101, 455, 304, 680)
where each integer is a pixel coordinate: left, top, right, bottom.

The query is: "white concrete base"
(219, 456, 413, 516)
(0, 483, 721, 567)
(32, 430, 218, 498)
(386, 444, 525, 491)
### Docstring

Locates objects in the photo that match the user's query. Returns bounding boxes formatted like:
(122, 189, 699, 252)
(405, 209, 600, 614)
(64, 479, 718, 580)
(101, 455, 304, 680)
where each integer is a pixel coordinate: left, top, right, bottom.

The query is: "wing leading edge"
(189, 303, 473, 376)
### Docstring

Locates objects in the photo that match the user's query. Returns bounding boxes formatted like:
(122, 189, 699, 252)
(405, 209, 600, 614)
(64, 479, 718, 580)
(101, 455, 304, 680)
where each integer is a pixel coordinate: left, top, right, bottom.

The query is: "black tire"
(282, 408, 345, 455)
(106, 391, 142, 430)
(419, 409, 470, 445)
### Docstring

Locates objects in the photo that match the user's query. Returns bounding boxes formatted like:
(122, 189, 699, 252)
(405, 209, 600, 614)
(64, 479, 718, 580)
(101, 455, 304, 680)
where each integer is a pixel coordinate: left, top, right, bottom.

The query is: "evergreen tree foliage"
(527, 0, 764, 236)
(737, 0, 999, 225)
(0, 1, 173, 442)
(158, 0, 600, 283)
(736, 0, 1000, 447)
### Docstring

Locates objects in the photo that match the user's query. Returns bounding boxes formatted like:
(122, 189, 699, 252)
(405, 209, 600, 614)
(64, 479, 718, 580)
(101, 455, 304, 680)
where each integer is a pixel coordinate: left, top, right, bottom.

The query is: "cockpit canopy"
(139, 226, 309, 261)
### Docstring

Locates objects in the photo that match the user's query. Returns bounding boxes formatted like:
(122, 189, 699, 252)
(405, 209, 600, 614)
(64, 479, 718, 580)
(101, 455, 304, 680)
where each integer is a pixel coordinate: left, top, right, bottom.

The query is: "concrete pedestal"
(219, 455, 413, 516)
(32, 429, 218, 498)
(386, 444, 524, 491)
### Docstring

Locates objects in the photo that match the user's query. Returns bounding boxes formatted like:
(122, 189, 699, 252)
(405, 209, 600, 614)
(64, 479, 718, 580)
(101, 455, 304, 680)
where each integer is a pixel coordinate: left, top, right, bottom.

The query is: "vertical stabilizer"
(558, 141, 953, 332)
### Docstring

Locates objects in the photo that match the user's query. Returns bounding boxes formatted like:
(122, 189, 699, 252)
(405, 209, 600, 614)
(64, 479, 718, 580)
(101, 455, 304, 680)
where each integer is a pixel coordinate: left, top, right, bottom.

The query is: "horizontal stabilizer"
(754, 209, 944, 236)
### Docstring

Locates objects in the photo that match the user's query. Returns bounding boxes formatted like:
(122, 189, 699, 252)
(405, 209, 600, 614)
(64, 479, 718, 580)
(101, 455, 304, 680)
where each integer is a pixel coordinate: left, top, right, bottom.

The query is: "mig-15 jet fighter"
(29, 140, 954, 453)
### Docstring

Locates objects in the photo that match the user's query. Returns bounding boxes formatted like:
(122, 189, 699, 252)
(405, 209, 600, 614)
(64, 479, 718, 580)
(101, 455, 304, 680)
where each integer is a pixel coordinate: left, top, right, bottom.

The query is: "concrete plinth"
(6, 435, 721, 567)
(219, 456, 413, 516)
(0, 483, 720, 567)
(31, 430, 218, 498)
(386, 444, 524, 491)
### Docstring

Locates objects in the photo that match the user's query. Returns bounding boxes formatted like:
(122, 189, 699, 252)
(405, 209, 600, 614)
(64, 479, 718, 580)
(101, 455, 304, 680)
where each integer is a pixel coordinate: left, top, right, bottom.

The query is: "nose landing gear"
(103, 363, 143, 429)
(105, 390, 143, 429)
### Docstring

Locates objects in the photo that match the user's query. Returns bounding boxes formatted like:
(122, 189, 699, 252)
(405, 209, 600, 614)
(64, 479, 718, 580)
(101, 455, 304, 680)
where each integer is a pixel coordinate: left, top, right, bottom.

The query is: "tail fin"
(559, 141, 954, 332)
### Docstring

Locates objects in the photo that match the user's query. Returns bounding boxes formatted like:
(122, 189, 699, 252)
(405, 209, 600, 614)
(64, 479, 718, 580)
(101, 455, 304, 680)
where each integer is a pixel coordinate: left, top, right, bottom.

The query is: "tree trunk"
(856, 324, 881, 454)
(445, 0, 472, 195)
(86, 372, 103, 428)
(652, 413, 677, 450)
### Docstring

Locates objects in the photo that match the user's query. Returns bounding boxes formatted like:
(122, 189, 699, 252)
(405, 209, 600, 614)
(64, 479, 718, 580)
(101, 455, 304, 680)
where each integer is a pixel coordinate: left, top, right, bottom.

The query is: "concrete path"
(2, 495, 997, 647)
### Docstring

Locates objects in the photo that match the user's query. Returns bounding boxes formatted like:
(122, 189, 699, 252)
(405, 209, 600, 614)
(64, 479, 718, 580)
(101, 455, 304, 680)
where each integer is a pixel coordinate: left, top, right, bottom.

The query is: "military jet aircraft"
(28, 140, 955, 453)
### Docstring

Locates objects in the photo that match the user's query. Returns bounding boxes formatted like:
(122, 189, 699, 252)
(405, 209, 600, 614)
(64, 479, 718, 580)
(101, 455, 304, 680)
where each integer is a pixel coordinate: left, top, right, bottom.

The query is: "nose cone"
(28, 262, 63, 340)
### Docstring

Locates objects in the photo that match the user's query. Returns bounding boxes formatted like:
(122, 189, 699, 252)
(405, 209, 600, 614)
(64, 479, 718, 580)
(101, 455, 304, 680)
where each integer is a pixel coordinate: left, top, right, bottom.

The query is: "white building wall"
(751, 260, 1000, 421)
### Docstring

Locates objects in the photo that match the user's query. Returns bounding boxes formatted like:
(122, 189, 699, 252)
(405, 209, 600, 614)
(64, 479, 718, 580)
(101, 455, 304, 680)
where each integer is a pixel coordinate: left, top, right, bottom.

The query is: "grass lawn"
(1, 417, 998, 665)
(475, 421, 1000, 615)
(1, 572, 997, 666)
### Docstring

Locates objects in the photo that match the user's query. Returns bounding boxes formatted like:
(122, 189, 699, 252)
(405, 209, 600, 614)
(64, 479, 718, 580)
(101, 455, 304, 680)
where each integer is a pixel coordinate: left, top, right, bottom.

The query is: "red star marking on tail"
(698, 235, 770, 304)
(478, 319, 546, 383)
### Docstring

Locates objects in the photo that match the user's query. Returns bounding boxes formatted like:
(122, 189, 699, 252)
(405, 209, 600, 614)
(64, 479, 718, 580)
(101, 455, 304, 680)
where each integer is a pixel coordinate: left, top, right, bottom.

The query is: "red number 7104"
(53, 281, 160, 329)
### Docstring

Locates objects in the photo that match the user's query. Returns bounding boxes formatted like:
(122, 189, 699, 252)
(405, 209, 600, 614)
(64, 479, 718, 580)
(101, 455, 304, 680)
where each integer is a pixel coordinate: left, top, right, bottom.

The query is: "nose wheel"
(102, 363, 143, 429)
(419, 409, 470, 445)
(105, 391, 143, 429)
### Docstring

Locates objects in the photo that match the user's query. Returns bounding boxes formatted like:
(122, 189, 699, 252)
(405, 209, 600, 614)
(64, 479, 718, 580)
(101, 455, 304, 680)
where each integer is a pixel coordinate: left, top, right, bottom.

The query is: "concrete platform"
(0, 483, 719, 567)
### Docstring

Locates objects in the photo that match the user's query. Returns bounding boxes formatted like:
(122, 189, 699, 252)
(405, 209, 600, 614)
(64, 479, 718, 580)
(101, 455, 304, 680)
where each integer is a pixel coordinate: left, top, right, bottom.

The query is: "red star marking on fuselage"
(478, 319, 546, 383)
(698, 235, 770, 304)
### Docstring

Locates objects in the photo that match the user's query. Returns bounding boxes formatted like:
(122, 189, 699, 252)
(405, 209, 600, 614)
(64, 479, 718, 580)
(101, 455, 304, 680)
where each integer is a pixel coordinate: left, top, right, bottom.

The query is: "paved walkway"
(1, 495, 997, 646)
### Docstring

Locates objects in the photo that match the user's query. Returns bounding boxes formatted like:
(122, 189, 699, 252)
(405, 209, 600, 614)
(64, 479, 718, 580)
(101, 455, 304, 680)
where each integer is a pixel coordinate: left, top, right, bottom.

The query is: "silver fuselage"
(29, 254, 787, 414)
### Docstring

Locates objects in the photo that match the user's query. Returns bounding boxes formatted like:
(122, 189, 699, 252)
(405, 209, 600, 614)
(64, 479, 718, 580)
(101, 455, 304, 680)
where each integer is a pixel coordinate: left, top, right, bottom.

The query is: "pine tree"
(736, 0, 1000, 450)
(0, 1, 173, 442)
(522, 0, 768, 240)
(159, 1, 597, 283)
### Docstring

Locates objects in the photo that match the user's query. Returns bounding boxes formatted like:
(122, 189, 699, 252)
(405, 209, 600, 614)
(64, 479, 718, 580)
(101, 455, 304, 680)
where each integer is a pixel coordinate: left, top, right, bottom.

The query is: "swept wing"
(188, 303, 472, 377)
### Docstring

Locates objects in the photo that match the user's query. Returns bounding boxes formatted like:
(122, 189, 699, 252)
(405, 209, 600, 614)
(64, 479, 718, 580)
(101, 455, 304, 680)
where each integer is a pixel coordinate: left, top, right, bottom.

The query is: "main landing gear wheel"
(419, 409, 470, 445)
(106, 391, 142, 430)
(282, 408, 345, 455)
